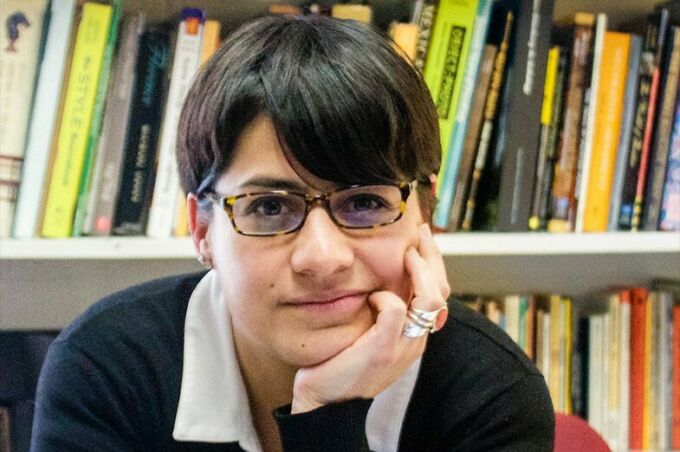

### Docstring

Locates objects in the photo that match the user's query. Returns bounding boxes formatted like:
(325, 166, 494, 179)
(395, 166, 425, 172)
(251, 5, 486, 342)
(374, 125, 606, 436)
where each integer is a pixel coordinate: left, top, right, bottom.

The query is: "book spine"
(40, 2, 113, 238)
(629, 287, 648, 450)
(0, 0, 49, 237)
(548, 14, 595, 233)
(12, 0, 77, 239)
(145, 8, 204, 238)
(413, 0, 438, 73)
(432, 0, 492, 230)
(562, 297, 573, 414)
(659, 85, 680, 231)
(631, 10, 671, 231)
(608, 35, 643, 231)
(422, 0, 479, 200)
(529, 46, 560, 231)
(86, 14, 145, 236)
(643, 26, 680, 230)
(448, 44, 496, 231)
(494, 0, 554, 231)
(672, 302, 680, 450)
(582, 32, 630, 232)
(618, 290, 632, 450)
(112, 26, 172, 235)
(461, 9, 513, 231)
(574, 13, 607, 232)
(588, 313, 604, 435)
(658, 291, 674, 449)
(548, 294, 562, 412)
(72, 0, 123, 237)
(604, 293, 622, 449)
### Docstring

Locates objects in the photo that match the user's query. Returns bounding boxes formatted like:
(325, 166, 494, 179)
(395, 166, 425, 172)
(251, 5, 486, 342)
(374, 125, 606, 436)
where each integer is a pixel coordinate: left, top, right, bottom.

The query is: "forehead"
(214, 115, 338, 194)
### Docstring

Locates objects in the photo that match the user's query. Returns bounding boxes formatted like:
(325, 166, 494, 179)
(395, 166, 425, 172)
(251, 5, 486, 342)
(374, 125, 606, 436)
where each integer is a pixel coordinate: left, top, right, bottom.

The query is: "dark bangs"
(177, 14, 440, 196)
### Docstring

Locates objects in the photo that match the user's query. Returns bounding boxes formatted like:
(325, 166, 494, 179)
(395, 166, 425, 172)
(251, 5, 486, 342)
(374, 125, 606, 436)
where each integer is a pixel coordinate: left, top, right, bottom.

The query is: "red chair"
(554, 413, 611, 452)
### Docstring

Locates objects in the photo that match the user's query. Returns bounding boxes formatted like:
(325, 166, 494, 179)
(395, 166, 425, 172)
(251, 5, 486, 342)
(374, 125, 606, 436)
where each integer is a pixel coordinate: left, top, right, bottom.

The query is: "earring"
(197, 254, 213, 269)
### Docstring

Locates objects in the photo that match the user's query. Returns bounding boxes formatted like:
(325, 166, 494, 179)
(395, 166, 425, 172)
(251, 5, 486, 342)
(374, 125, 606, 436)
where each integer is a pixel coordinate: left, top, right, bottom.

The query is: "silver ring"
(402, 304, 448, 337)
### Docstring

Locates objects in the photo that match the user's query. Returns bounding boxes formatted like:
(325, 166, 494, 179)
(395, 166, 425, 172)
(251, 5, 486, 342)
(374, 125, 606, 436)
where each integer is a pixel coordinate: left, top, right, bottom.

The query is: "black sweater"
(31, 272, 554, 451)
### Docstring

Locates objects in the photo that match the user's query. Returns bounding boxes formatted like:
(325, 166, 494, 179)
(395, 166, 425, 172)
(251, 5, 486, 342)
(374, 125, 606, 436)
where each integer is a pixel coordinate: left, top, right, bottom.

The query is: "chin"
(281, 322, 369, 368)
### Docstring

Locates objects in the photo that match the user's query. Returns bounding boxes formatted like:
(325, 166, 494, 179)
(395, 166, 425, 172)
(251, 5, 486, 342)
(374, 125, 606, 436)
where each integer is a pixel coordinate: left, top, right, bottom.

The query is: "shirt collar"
(173, 271, 421, 451)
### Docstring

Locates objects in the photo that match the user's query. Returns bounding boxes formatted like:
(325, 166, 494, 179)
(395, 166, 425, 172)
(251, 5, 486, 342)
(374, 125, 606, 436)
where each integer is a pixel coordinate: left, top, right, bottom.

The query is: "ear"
(187, 193, 212, 261)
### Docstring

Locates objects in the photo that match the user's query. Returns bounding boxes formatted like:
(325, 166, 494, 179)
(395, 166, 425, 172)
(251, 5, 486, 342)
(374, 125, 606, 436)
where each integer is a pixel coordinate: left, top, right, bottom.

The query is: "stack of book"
(1, 0, 678, 239)
(462, 279, 680, 451)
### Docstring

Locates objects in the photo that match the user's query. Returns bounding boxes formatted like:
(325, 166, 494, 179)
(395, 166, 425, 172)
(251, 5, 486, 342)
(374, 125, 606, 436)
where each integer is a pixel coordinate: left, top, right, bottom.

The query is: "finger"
(367, 291, 407, 344)
(417, 224, 450, 299)
(404, 247, 442, 307)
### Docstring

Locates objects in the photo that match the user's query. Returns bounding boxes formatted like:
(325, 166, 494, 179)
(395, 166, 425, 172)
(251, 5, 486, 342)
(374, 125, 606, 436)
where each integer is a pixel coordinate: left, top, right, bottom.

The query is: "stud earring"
(197, 254, 213, 269)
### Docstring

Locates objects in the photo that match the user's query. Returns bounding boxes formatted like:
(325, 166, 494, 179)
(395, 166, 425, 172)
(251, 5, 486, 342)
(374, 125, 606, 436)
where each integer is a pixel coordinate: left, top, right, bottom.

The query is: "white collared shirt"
(172, 271, 421, 451)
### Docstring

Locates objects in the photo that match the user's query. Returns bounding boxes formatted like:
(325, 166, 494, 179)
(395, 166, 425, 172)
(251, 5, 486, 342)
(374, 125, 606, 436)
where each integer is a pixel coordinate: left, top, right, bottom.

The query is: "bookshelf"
(1, 232, 678, 330)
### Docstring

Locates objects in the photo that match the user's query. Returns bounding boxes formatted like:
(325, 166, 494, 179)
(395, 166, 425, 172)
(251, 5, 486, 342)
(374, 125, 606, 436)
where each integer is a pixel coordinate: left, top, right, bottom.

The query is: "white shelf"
(1, 232, 678, 330)
(1, 231, 677, 259)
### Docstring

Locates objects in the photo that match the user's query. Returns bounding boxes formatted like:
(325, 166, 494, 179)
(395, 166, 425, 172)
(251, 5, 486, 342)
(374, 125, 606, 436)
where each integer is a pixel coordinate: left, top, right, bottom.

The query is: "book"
(574, 13, 608, 233)
(448, 44, 496, 231)
(461, 8, 513, 231)
(40, 1, 113, 238)
(659, 84, 680, 231)
(12, 0, 77, 239)
(608, 34, 643, 231)
(172, 18, 222, 237)
(411, 0, 438, 73)
(492, 0, 554, 231)
(629, 287, 648, 450)
(330, 4, 372, 23)
(581, 32, 631, 232)
(643, 26, 680, 230)
(0, 0, 49, 237)
(618, 290, 632, 450)
(84, 13, 146, 236)
(422, 0, 479, 202)
(548, 13, 596, 232)
(389, 22, 419, 62)
(72, 0, 123, 237)
(631, 10, 671, 231)
(112, 24, 173, 235)
(589, 313, 605, 435)
(431, 0, 492, 230)
(603, 292, 622, 449)
(529, 46, 566, 231)
(145, 8, 204, 238)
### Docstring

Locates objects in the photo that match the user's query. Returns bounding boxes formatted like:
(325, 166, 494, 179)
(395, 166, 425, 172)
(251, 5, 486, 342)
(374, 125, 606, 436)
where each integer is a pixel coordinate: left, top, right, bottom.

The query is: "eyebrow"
(237, 176, 309, 192)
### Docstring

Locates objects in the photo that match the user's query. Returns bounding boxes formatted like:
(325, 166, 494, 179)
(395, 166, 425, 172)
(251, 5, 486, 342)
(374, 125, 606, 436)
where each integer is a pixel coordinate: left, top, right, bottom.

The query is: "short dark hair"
(176, 14, 441, 217)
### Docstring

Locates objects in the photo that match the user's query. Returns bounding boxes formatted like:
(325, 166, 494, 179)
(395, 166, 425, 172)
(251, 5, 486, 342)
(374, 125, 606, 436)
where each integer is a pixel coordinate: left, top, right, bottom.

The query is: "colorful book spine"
(0, 0, 49, 237)
(448, 44, 496, 231)
(12, 0, 77, 239)
(40, 1, 113, 238)
(432, 0, 492, 230)
(412, 0, 438, 73)
(461, 8, 513, 231)
(631, 10, 671, 231)
(112, 25, 172, 235)
(659, 85, 680, 231)
(145, 8, 204, 238)
(548, 13, 595, 233)
(529, 46, 565, 231)
(173, 18, 221, 237)
(582, 32, 631, 232)
(643, 26, 680, 230)
(629, 287, 648, 450)
(85, 14, 146, 236)
(574, 13, 608, 233)
(422, 0, 479, 200)
(608, 35, 643, 231)
(72, 0, 123, 237)
(494, 0, 554, 231)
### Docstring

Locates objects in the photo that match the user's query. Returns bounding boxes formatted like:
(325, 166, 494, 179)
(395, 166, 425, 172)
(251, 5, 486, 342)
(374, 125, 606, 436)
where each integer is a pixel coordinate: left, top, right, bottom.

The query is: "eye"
(245, 195, 293, 216)
(344, 193, 389, 211)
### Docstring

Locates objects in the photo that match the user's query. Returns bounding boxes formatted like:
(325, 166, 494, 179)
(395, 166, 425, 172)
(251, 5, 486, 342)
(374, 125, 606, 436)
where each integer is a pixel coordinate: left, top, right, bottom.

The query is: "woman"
(31, 14, 554, 451)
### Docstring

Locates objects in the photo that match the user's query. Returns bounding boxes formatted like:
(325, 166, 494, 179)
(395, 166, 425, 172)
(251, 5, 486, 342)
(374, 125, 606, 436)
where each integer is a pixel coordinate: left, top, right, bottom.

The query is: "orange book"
(672, 303, 680, 449)
(582, 32, 631, 231)
(629, 287, 648, 449)
(642, 294, 653, 448)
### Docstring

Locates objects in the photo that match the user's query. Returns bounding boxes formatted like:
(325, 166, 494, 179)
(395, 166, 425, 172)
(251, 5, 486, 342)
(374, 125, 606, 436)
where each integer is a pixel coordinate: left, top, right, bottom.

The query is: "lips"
(284, 291, 368, 315)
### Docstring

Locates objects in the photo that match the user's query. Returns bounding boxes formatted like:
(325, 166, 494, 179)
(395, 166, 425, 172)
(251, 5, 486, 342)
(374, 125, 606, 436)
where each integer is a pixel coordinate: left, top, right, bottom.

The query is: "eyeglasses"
(204, 181, 416, 236)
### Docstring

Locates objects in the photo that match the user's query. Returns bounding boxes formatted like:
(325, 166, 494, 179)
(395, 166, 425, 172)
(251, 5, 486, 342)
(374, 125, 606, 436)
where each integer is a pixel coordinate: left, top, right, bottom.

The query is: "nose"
(290, 205, 354, 277)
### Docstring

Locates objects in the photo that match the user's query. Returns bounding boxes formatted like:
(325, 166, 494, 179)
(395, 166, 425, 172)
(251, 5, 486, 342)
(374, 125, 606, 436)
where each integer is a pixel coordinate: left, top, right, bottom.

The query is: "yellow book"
(173, 19, 222, 237)
(331, 4, 372, 24)
(583, 32, 631, 232)
(422, 0, 479, 195)
(41, 2, 113, 237)
(548, 294, 563, 411)
(389, 22, 419, 62)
